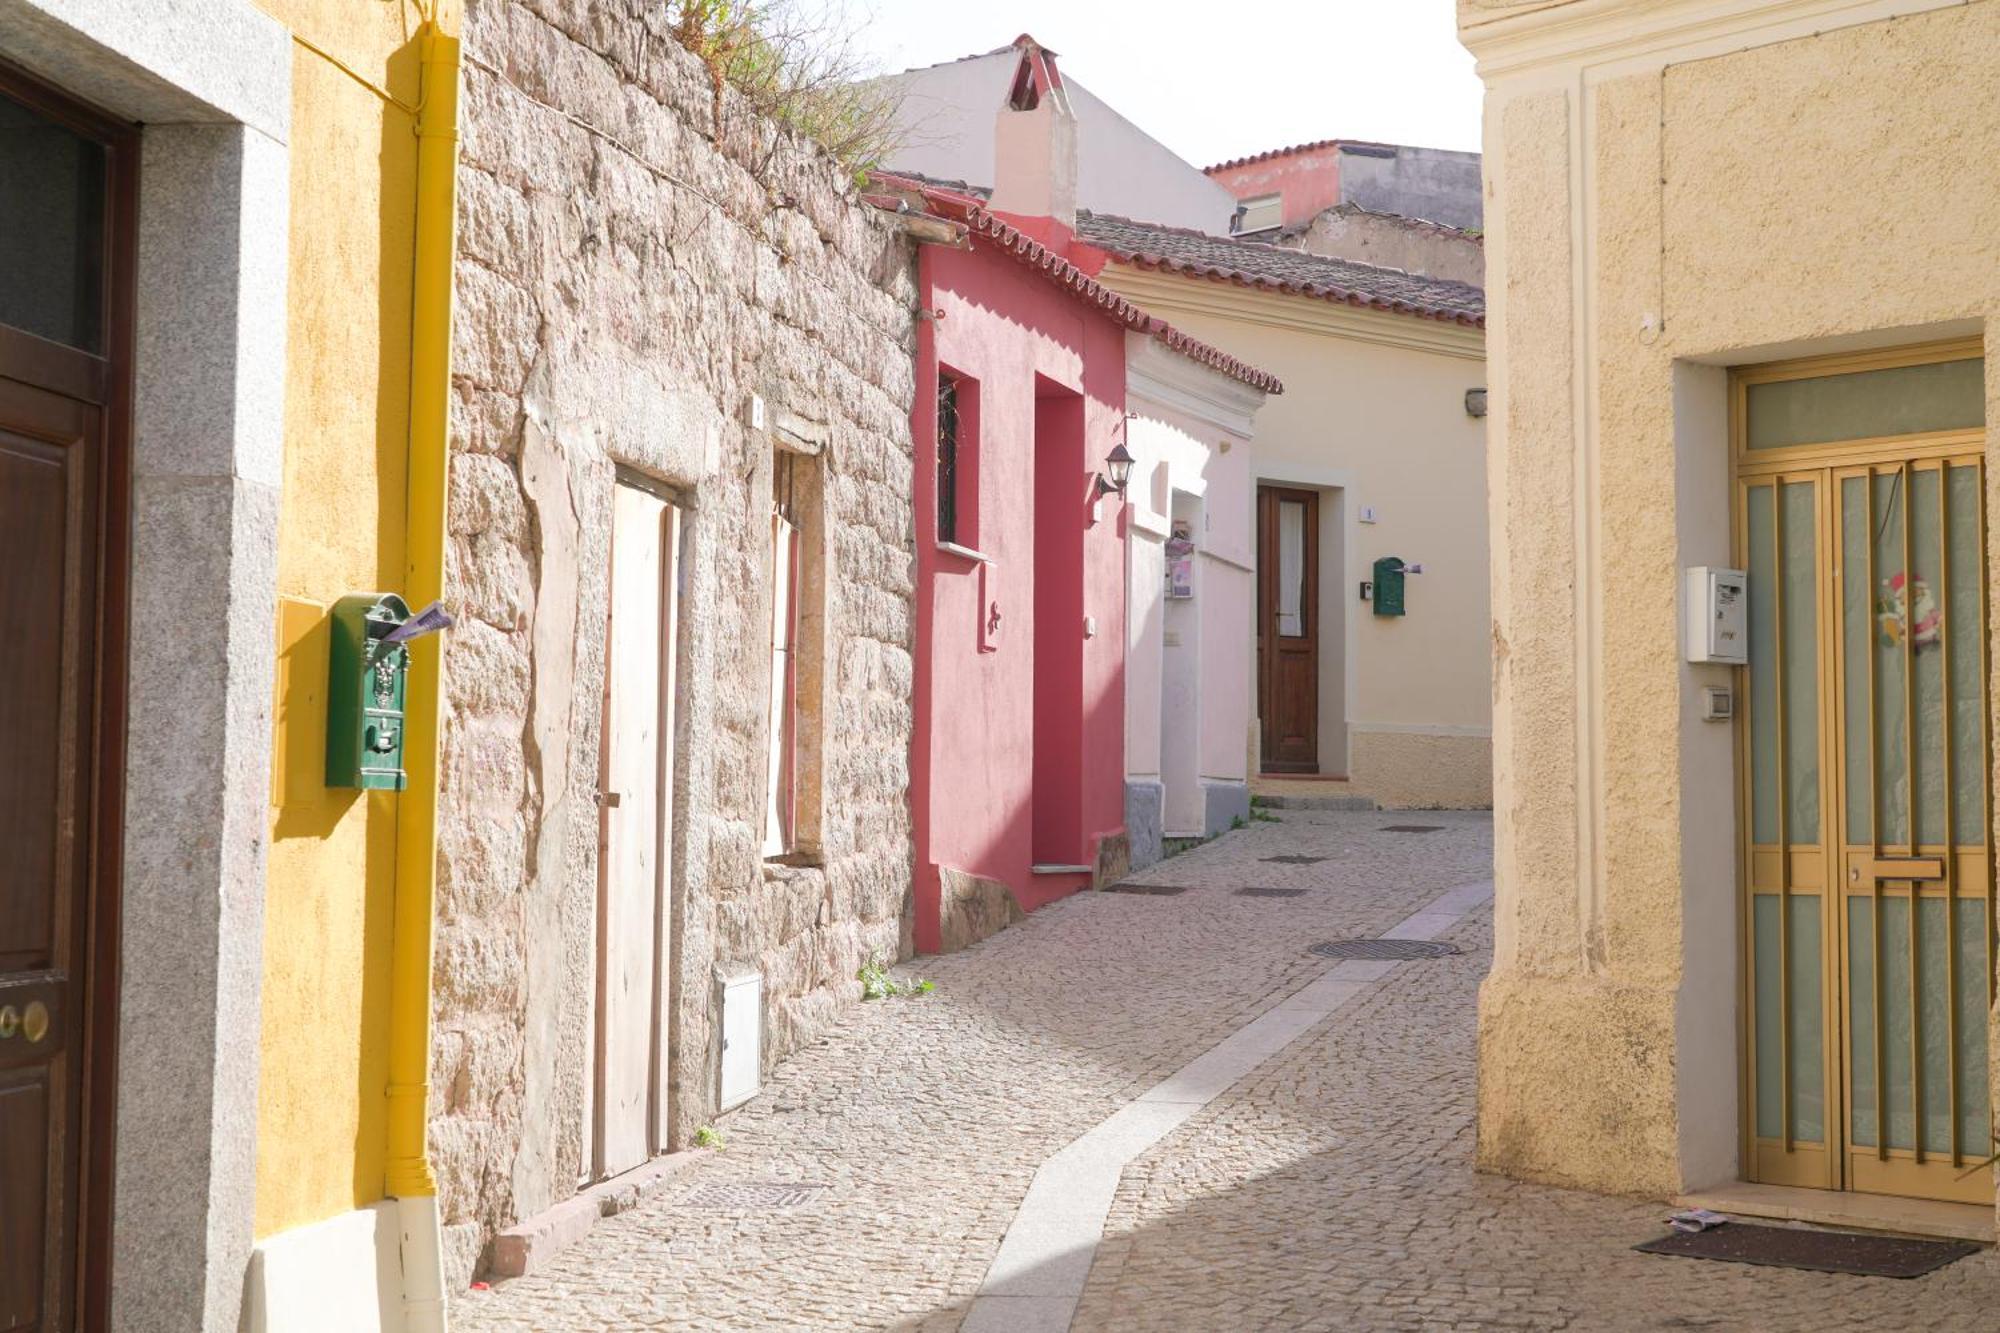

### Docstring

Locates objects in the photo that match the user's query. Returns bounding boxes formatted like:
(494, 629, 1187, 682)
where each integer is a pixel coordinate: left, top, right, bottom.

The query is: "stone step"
(1255, 794, 1380, 812)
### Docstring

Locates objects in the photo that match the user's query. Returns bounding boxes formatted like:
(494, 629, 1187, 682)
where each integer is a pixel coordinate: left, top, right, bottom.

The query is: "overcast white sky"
(842, 0, 1483, 167)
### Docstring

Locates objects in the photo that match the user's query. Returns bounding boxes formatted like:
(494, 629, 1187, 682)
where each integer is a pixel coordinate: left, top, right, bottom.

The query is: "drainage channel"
(961, 879, 1494, 1333)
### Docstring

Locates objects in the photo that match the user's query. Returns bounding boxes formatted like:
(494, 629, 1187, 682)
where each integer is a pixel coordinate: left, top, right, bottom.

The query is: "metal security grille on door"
(1736, 343, 1994, 1205)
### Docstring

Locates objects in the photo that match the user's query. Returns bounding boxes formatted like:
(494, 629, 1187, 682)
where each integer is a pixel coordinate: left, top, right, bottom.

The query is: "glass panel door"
(1836, 459, 1993, 1204)
(1742, 474, 1838, 1188)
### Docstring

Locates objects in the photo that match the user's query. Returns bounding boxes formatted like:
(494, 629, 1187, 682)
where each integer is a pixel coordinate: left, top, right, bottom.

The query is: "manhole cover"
(1106, 882, 1189, 895)
(680, 1181, 828, 1211)
(1237, 886, 1307, 898)
(1261, 854, 1327, 865)
(1378, 824, 1443, 833)
(1309, 938, 1461, 961)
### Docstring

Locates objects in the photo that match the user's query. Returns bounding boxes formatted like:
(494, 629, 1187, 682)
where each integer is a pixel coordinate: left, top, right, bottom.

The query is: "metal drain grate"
(1261, 854, 1327, 865)
(1237, 886, 1307, 899)
(1106, 882, 1189, 895)
(680, 1181, 828, 1211)
(1378, 824, 1443, 834)
(1309, 938, 1461, 961)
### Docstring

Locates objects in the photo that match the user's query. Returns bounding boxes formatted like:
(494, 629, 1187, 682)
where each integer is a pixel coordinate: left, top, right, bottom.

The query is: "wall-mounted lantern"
(1095, 441, 1134, 498)
(1464, 387, 1488, 418)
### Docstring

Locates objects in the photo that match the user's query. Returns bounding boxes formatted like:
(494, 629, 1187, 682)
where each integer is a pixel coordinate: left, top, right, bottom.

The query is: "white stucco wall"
(873, 47, 1240, 233)
(1124, 335, 1264, 851)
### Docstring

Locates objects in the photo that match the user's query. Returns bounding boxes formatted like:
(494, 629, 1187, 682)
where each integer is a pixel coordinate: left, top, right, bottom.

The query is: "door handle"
(0, 1003, 51, 1043)
(1851, 856, 1946, 883)
(597, 790, 622, 809)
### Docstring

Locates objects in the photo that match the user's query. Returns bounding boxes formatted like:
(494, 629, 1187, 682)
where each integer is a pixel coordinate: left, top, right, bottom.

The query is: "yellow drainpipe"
(388, 22, 459, 1333)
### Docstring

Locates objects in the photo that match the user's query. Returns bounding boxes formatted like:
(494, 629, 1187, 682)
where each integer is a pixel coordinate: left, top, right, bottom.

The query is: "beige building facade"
(1462, 0, 2000, 1220)
(1087, 224, 1492, 809)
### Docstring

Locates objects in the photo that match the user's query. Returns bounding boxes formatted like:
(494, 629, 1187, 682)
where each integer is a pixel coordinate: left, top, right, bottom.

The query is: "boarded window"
(764, 455, 801, 857)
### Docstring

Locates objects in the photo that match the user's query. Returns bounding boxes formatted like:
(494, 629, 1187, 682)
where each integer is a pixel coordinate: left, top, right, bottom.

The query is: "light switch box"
(1685, 566, 1748, 665)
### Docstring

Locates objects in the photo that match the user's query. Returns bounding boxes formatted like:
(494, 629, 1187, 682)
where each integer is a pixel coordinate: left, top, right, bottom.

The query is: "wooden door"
(0, 67, 133, 1333)
(1257, 486, 1319, 773)
(592, 481, 679, 1178)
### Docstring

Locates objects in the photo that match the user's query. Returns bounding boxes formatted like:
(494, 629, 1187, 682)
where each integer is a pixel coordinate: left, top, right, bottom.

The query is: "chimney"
(988, 35, 1076, 229)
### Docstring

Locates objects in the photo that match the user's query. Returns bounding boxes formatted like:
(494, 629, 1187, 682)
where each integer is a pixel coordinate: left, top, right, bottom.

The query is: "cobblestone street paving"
(457, 811, 1999, 1331)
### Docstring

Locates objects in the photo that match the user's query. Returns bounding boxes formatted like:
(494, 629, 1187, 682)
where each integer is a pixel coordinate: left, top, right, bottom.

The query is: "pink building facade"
(903, 190, 1132, 953)
(880, 43, 1278, 953)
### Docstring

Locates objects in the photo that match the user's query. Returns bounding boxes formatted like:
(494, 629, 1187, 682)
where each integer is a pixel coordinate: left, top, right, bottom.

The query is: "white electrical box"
(716, 961, 761, 1112)
(1685, 566, 1748, 665)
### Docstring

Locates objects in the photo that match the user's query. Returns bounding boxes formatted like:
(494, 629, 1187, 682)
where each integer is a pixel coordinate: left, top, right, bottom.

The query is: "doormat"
(1634, 1223, 1980, 1278)
(1378, 824, 1443, 833)
(1261, 854, 1327, 865)
(1105, 882, 1189, 895)
(1237, 886, 1307, 898)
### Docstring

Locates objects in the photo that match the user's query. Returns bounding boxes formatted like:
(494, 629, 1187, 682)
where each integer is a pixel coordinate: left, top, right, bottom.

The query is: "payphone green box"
(326, 593, 412, 791)
(1371, 556, 1407, 618)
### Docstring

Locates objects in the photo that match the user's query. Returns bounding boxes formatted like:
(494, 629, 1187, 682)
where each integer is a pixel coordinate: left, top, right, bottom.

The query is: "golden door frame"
(1732, 336, 1995, 1203)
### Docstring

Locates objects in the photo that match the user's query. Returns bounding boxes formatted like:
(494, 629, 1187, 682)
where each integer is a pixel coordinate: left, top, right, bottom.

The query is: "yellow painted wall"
(249, 0, 457, 1241)
(1462, 0, 2000, 1198)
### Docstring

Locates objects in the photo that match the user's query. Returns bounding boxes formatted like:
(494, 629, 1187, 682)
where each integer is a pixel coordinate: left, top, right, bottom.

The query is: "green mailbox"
(1371, 556, 1408, 618)
(327, 593, 412, 791)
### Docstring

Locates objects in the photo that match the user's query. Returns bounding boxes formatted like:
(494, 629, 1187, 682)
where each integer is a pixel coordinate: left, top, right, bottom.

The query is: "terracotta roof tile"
(1192, 138, 1352, 174)
(1074, 211, 1485, 328)
(871, 174, 1284, 394)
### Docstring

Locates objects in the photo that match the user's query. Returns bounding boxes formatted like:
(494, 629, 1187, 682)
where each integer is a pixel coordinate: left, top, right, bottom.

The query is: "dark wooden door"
(0, 62, 134, 1333)
(1257, 486, 1319, 773)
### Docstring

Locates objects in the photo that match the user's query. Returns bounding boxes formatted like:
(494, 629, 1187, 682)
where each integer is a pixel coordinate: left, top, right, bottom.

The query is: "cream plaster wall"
(1101, 268, 1491, 806)
(1462, 0, 2000, 1201)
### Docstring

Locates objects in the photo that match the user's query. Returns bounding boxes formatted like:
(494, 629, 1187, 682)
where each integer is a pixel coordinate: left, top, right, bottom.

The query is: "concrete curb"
(488, 1151, 705, 1279)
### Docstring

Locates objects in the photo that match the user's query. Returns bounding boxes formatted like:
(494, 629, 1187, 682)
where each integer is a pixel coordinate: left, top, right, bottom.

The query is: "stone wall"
(1283, 204, 1484, 286)
(429, 0, 918, 1282)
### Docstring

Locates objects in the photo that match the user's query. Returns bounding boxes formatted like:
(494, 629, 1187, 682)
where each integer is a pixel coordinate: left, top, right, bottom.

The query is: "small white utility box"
(1685, 566, 1748, 665)
(716, 961, 761, 1112)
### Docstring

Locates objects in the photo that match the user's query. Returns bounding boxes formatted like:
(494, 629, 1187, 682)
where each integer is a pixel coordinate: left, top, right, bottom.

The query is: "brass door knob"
(22, 1002, 47, 1044)
(0, 1006, 16, 1039)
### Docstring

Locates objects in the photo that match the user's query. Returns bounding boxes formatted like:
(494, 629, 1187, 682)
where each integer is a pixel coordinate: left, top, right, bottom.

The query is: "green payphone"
(326, 593, 413, 791)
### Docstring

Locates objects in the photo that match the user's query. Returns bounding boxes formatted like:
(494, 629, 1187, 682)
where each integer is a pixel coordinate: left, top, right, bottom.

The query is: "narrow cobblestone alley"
(456, 811, 1999, 1331)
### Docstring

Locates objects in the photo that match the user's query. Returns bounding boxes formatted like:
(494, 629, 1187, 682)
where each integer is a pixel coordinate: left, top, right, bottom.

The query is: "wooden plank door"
(1257, 486, 1319, 773)
(0, 66, 132, 1333)
(593, 483, 678, 1178)
(0, 377, 99, 1333)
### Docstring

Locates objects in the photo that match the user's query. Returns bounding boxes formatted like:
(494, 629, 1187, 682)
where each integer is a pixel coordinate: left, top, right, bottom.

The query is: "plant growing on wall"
(858, 957, 933, 1000)
(663, 1, 902, 185)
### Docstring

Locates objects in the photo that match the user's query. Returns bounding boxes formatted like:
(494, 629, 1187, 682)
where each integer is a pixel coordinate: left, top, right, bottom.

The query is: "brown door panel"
(0, 425, 82, 978)
(0, 1070, 55, 1332)
(1256, 486, 1320, 772)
